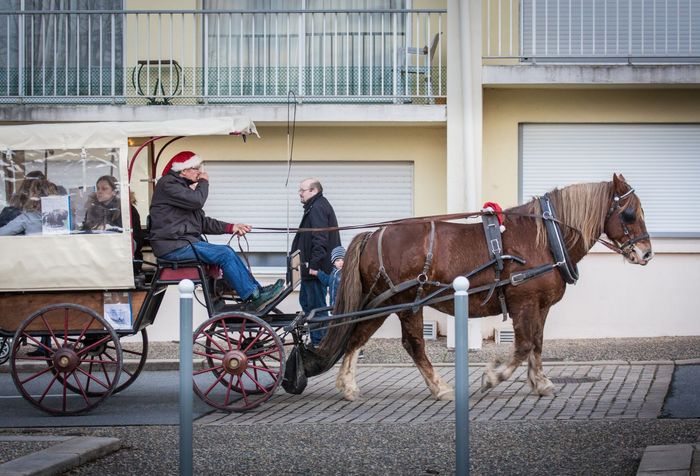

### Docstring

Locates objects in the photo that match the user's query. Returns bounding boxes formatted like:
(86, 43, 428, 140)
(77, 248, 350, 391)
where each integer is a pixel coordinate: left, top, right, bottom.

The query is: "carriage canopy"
(0, 117, 257, 292)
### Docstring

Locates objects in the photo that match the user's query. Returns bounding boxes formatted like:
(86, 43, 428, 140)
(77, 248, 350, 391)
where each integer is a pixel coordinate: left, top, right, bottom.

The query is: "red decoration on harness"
(482, 201, 504, 225)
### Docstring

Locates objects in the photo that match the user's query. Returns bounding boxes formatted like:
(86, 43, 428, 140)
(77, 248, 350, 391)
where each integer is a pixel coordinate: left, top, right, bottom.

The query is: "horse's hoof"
(537, 384, 556, 396)
(480, 373, 493, 393)
(436, 389, 455, 401)
(342, 387, 360, 401)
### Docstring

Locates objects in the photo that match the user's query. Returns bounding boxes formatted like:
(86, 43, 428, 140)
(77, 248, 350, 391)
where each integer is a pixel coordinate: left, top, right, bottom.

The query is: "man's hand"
(232, 223, 251, 236)
(198, 171, 210, 181)
(308, 268, 318, 276)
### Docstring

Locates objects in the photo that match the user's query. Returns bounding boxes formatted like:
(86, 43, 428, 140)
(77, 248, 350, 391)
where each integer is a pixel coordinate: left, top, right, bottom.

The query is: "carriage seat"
(154, 258, 222, 283)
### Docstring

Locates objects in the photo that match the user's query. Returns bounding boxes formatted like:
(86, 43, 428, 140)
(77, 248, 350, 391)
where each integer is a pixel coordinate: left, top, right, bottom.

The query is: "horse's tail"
(301, 231, 371, 377)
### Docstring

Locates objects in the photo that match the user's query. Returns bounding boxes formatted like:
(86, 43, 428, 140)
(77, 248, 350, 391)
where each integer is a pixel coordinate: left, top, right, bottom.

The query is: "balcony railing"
(484, 0, 700, 62)
(0, 8, 446, 105)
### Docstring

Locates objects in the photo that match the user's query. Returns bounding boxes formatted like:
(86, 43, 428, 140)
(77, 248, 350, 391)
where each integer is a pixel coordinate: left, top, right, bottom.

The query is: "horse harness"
(603, 187, 650, 258)
(356, 189, 647, 319)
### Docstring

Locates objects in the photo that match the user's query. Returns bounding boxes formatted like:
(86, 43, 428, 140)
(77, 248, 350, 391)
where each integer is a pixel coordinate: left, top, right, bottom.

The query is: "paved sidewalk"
(199, 361, 674, 425)
(1, 360, 694, 475)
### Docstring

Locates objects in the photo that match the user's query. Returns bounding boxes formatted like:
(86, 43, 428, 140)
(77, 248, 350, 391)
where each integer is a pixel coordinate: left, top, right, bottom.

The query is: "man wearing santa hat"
(149, 151, 283, 309)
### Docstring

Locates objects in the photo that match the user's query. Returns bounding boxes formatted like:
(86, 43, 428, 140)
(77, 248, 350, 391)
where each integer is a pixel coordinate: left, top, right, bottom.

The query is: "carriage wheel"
(0, 336, 10, 365)
(50, 328, 148, 396)
(193, 312, 285, 412)
(11, 304, 122, 415)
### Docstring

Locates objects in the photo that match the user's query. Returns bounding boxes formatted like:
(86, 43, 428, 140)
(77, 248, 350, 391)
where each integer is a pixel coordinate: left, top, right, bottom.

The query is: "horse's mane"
(524, 181, 614, 250)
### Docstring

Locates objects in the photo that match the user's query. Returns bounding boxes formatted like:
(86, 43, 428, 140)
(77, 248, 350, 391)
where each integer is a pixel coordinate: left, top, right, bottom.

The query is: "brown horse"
(300, 174, 653, 401)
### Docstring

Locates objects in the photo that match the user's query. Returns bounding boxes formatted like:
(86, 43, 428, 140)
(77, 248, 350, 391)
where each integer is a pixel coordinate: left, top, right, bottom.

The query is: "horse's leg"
(398, 309, 454, 401)
(527, 306, 555, 395)
(482, 304, 544, 393)
(336, 315, 388, 401)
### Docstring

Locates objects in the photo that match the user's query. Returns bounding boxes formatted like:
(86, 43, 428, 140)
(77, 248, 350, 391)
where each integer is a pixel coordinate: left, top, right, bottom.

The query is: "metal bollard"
(453, 276, 470, 476)
(178, 279, 194, 476)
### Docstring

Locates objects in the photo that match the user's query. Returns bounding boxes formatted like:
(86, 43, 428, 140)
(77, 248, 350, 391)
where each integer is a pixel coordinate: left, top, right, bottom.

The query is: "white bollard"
(453, 276, 470, 476)
(178, 279, 194, 476)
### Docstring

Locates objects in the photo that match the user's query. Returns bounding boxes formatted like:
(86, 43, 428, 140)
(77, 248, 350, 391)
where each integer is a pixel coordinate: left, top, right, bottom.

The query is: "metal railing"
(484, 0, 700, 63)
(0, 8, 446, 105)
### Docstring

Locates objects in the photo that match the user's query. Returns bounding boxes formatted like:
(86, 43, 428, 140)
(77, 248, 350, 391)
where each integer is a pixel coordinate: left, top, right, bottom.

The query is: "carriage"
(0, 118, 654, 416)
(0, 117, 312, 415)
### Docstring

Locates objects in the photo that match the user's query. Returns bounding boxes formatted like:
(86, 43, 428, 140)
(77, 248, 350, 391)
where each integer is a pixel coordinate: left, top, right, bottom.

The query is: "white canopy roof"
(0, 116, 258, 150)
(0, 116, 258, 292)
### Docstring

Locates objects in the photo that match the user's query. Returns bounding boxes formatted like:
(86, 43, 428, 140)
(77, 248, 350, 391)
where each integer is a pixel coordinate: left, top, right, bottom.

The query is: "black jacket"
(149, 171, 230, 257)
(291, 193, 341, 280)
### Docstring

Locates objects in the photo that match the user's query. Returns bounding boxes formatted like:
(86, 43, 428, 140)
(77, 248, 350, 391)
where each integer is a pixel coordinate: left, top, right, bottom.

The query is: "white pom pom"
(500, 225, 506, 233)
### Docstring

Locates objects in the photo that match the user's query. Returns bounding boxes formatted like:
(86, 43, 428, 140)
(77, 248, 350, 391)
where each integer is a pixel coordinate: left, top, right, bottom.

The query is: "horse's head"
(603, 174, 653, 265)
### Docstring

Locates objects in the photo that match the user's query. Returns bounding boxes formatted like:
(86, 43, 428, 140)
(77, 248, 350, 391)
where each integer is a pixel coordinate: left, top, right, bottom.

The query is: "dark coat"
(0, 206, 21, 227)
(149, 171, 230, 257)
(83, 194, 122, 231)
(291, 193, 341, 280)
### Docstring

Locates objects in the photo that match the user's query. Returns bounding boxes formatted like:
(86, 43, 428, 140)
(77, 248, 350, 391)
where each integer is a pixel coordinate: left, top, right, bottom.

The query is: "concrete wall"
(482, 88, 700, 338)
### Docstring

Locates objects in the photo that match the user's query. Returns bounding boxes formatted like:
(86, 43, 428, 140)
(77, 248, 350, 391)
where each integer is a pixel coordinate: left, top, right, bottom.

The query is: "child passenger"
(309, 245, 345, 307)
(309, 245, 364, 358)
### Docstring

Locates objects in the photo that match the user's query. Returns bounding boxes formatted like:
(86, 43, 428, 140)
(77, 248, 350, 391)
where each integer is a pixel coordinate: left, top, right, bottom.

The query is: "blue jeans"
(300, 278, 329, 346)
(162, 241, 260, 300)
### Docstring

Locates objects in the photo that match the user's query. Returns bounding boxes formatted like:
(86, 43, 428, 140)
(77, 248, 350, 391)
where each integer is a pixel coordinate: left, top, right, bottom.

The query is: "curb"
(636, 442, 700, 475)
(0, 436, 120, 476)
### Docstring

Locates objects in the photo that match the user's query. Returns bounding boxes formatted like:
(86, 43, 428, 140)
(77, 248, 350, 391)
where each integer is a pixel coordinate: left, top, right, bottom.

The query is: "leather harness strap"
(481, 211, 510, 320)
(539, 194, 579, 285)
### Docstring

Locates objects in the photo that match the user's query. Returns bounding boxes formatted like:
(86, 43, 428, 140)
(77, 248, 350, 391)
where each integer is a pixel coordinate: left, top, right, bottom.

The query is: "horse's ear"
(613, 173, 627, 191)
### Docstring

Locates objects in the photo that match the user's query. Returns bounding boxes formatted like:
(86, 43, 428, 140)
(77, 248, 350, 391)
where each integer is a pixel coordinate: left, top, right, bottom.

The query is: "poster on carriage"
(103, 292, 133, 330)
(40, 195, 71, 234)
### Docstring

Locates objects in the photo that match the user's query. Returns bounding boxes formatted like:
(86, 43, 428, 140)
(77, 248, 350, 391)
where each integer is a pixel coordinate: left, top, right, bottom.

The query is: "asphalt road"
(661, 364, 700, 419)
(0, 371, 212, 428)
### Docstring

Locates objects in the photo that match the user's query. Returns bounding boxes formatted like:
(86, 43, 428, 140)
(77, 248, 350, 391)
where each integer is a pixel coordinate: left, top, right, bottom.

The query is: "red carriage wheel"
(11, 304, 122, 415)
(50, 328, 148, 397)
(193, 312, 285, 412)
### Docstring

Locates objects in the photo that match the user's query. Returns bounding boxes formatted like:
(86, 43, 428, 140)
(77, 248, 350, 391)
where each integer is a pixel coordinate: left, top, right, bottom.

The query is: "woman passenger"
(83, 175, 122, 231)
(0, 179, 59, 236)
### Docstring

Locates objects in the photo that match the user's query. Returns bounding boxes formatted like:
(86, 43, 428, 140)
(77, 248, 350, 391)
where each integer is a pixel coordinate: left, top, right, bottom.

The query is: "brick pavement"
(197, 361, 674, 426)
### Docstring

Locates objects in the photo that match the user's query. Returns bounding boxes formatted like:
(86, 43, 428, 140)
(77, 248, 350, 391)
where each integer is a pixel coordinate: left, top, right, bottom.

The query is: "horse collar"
(539, 194, 579, 285)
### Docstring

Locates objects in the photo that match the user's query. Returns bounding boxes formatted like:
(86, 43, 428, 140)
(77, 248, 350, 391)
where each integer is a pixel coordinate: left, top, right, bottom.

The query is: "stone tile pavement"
(198, 361, 674, 426)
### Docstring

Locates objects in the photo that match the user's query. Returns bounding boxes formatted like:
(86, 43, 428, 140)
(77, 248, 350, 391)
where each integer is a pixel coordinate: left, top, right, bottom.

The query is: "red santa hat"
(483, 201, 506, 232)
(162, 151, 203, 176)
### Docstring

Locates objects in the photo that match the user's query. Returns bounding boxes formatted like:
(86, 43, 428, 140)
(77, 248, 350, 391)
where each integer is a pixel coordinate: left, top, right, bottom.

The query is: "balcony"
(483, 0, 700, 86)
(0, 8, 446, 106)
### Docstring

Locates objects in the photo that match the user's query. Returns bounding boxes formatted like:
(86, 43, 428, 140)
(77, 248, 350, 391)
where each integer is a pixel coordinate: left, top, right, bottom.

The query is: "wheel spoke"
(194, 364, 223, 376)
(75, 364, 111, 390)
(19, 365, 54, 385)
(243, 369, 270, 393)
(204, 369, 227, 396)
(72, 371, 92, 407)
(76, 334, 112, 357)
(37, 372, 60, 404)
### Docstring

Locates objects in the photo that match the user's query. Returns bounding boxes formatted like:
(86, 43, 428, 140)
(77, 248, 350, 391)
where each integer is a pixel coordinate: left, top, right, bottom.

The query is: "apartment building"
(1, 1, 698, 340)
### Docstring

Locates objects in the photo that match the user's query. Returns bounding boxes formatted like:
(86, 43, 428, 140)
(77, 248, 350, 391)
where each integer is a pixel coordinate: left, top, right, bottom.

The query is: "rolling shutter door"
(521, 123, 700, 236)
(203, 161, 413, 252)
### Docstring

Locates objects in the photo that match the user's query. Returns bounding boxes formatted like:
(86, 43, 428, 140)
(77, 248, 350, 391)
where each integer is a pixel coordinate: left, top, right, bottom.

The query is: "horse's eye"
(621, 207, 636, 224)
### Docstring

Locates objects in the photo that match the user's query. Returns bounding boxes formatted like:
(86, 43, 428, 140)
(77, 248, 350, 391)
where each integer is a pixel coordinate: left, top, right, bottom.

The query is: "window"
(1, 148, 124, 235)
(521, 0, 700, 59)
(520, 123, 700, 236)
(0, 0, 124, 97)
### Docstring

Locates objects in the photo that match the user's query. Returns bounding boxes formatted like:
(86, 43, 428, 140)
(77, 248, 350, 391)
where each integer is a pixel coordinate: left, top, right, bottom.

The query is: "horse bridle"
(599, 187, 650, 257)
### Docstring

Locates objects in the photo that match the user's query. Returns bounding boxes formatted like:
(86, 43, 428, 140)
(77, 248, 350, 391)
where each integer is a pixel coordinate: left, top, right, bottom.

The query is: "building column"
(446, 0, 482, 212)
(446, 0, 483, 347)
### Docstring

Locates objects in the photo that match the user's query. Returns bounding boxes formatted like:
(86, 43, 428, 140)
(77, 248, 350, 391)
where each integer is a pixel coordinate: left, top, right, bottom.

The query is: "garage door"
(521, 124, 700, 236)
(203, 161, 413, 265)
